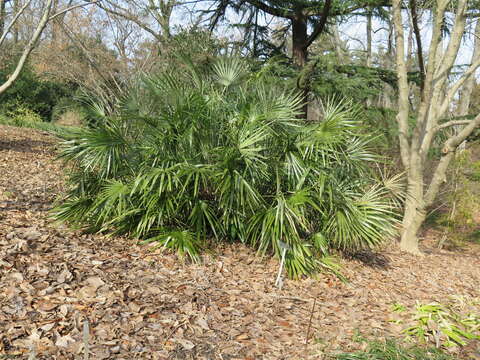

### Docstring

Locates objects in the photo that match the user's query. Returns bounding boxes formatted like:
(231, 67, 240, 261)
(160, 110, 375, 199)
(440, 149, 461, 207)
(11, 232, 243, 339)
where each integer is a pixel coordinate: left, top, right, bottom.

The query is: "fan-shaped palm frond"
(54, 56, 400, 278)
(213, 57, 246, 88)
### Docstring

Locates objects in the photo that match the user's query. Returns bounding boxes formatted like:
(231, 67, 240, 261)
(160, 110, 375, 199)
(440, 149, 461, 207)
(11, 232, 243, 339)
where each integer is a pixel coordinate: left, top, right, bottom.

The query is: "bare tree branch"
(424, 113, 480, 207)
(49, 0, 98, 21)
(434, 120, 472, 131)
(0, 0, 53, 96)
(409, 0, 425, 93)
(0, 0, 33, 47)
(392, 0, 411, 167)
(95, 0, 163, 41)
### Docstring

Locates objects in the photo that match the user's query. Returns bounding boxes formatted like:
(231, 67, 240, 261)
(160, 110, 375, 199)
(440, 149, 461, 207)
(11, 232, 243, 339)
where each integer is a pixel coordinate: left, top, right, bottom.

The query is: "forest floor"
(0, 124, 480, 360)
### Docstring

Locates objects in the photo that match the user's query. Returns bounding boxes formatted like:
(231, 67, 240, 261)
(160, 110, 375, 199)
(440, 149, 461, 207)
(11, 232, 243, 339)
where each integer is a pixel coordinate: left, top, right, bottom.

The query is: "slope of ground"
(0, 124, 479, 359)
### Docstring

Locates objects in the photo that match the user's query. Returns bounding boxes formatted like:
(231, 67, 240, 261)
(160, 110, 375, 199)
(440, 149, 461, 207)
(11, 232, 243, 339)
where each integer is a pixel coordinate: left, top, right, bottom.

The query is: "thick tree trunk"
(400, 182, 425, 254)
(400, 199, 425, 254)
(392, 0, 480, 255)
(400, 159, 425, 254)
(292, 16, 307, 67)
(292, 15, 308, 119)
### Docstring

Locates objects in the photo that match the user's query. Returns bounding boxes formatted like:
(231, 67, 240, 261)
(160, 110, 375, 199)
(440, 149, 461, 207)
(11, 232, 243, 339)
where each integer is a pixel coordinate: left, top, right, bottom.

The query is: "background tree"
(205, 0, 338, 117)
(95, 0, 179, 43)
(0, 0, 95, 96)
(392, 0, 480, 253)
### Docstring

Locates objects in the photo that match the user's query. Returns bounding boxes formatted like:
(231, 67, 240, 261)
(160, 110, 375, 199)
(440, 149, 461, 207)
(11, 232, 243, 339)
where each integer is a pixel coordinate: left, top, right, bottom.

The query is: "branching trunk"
(392, 0, 480, 253)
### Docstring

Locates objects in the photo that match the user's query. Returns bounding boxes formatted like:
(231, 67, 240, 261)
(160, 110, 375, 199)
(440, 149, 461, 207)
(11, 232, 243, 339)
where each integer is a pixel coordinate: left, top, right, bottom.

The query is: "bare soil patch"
(0, 125, 479, 359)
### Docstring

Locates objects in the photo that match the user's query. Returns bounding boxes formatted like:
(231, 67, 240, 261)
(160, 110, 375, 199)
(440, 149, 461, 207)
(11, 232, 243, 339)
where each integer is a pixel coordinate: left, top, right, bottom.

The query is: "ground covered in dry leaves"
(0, 124, 479, 359)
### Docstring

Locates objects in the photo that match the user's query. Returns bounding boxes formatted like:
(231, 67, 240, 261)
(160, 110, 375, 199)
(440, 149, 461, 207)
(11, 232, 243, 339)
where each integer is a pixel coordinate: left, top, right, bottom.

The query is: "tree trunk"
(13, 0, 19, 43)
(400, 199, 425, 254)
(366, 9, 372, 68)
(391, 0, 480, 255)
(292, 15, 308, 118)
(457, 20, 480, 117)
(0, 0, 5, 36)
(292, 15, 307, 67)
(400, 165, 425, 254)
(331, 21, 345, 63)
(365, 8, 373, 107)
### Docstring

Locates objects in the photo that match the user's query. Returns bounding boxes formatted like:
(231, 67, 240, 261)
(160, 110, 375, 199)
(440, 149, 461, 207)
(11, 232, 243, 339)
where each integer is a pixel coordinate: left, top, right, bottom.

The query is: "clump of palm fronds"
(53, 56, 400, 278)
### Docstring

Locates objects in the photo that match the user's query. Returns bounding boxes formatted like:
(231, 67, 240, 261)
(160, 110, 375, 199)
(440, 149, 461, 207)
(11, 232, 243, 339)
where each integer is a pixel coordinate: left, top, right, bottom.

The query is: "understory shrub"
(53, 57, 400, 278)
(426, 148, 480, 249)
(0, 112, 73, 136)
(334, 340, 455, 360)
(0, 61, 72, 120)
(391, 297, 480, 349)
(6, 103, 43, 123)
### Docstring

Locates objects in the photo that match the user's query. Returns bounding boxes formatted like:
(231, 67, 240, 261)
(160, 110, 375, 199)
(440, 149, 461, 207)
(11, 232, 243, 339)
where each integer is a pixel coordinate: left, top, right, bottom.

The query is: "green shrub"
(391, 297, 480, 348)
(53, 57, 400, 278)
(334, 340, 455, 360)
(6, 103, 43, 123)
(428, 149, 480, 248)
(0, 61, 73, 120)
(0, 111, 73, 136)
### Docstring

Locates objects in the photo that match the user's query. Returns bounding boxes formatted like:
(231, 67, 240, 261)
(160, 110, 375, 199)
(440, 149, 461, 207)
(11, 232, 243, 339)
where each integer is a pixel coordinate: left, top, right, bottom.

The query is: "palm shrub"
(53, 57, 400, 278)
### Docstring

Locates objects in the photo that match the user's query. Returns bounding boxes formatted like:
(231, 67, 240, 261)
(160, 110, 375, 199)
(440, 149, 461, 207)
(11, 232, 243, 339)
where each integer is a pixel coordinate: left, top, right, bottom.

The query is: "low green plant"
(0, 111, 73, 137)
(53, 56, 401, 278)
(6, 103, 43, 124)
(0, 61, 73, 120)
(392, 298, 480, 348)
(429, 150, 480, 248)
(334, 339, 455, 360)
(465, 160, 480, 182)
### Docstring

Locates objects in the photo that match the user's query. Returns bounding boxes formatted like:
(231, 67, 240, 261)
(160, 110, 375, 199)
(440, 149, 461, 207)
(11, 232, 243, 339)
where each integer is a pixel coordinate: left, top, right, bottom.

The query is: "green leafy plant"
(53, 56, 400, 277)
(426, 149, 480, 249)
(6, 103, 43, 124)
(334, 339, 455, 360)
(0, 109, 73, 137)
(0, 61, 72, 120)
(393, 299, 480, 348)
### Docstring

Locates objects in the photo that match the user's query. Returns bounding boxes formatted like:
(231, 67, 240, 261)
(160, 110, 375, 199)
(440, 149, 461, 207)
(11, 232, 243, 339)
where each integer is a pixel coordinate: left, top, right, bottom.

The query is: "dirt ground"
(0, 124, 479, 359)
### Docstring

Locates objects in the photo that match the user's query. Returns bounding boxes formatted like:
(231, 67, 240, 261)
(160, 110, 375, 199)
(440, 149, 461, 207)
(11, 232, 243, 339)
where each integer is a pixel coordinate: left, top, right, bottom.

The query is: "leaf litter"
(0, 125, 479, 359)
